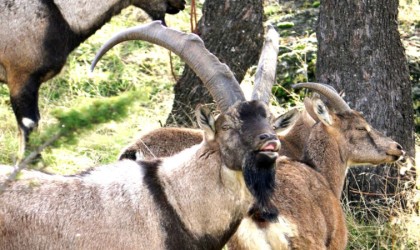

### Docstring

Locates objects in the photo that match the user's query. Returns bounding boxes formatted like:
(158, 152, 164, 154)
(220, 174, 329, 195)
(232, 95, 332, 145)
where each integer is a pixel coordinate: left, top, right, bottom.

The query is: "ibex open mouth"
(386, 148, 406, 163)
(257, 140, 280, 160)
(397, 152, 407, 162)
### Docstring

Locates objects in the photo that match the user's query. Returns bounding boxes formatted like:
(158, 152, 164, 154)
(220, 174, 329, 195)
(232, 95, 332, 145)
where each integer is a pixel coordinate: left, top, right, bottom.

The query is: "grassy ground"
(0, 1, 419, 249)
(0, 7, 192, 173)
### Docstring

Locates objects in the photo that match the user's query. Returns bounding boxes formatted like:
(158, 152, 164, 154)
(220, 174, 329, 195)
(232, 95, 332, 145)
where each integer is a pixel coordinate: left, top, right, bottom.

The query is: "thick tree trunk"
(316, 0, 415, 220)
(166, 0, 264, 126)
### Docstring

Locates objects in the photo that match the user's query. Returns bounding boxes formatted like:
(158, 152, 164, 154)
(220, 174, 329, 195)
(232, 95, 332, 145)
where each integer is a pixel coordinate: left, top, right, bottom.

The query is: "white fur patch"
(135, 151, 145, 161)
(234, 216, 296, 250)
(22, 117, 36, 129)
(0, 166, 14, 176)
(235, 218, 272, 250)
(221, 166, 251, 202)
(265, 216, 297, 249)
(84, 160, 147, 207)
(160, 143, 202, 174)
(313, 99, 333, 126)
(85, 160, 145, 185)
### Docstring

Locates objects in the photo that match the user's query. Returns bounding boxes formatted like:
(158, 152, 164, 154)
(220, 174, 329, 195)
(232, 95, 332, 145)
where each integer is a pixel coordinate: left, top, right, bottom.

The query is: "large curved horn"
(91, 21, 245, 113)
(251, 24, 279, 104)
(292, 82, 351, 112)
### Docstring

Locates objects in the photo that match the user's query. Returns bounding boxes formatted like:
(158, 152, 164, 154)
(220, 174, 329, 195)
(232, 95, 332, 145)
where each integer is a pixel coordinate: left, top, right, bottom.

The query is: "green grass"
(0, 6, 191, 169)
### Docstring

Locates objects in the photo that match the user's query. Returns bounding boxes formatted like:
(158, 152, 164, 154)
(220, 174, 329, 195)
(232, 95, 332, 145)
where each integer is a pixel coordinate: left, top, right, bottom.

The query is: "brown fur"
(277, 109, 316, 160)
(119, 127, 203, 160)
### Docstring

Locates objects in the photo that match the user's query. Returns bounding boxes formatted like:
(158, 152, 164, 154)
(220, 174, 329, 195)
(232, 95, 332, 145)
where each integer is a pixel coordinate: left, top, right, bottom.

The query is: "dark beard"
(243, 151, 278, 222)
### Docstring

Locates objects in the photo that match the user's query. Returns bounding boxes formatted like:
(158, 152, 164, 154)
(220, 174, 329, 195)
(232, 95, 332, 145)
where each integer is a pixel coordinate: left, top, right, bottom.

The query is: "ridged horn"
(91, 21, 245, 113)
(251, 24, 279, 104)
(292, 82, 351, 112)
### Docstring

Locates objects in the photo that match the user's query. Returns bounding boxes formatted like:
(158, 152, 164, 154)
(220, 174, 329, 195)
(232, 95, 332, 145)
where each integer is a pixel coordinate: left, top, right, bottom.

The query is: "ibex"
(229, 83, 405, 250)
(0, 21, 284, 249)
(120, 84, 405, 249)
(0, 0, 185, 158)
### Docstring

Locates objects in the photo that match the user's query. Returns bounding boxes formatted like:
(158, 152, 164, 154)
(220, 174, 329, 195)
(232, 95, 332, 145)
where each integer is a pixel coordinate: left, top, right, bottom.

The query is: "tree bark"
(316, 0, 415, 219)
(166, 0, 264, 126)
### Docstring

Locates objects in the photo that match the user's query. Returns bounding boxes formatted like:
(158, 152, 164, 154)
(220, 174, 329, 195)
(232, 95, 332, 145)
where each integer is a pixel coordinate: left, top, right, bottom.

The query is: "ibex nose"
(259, 133, 277, 141)
(393, 142, 405, 156)
(387, 142, 405, 160)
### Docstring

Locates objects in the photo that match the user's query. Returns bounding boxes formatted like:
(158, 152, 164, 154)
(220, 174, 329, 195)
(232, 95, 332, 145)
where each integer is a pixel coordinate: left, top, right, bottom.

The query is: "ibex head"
(91, 21, 281, 221)
(294, 82, 405, 167)
(198, 102, 279, 170)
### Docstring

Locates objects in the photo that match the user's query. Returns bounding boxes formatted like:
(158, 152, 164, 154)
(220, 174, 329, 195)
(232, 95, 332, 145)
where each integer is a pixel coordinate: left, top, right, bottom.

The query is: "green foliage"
(277, 21, 294, 29)
(1, 87, 154, 170)
(312, 1, 320, 8)
(43, 91, 146, 145)
(55, 92, 139, 133)
(264, 4, 281, 17)
(274, 38, 317, 106)
(263, 0, 318, 108)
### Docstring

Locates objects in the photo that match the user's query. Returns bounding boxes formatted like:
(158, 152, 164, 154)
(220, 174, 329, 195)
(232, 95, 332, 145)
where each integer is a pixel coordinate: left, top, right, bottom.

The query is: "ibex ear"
(196, 106, 216, 142)
(312, 96, 334, 126)
(273, 108, 299, 135)
(303, 96, 320, 122)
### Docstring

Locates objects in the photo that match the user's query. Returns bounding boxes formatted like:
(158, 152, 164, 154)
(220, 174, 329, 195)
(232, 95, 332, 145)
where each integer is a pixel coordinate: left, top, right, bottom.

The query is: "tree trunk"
(316, 0, 415, 220)
(166, 0, 264, 126)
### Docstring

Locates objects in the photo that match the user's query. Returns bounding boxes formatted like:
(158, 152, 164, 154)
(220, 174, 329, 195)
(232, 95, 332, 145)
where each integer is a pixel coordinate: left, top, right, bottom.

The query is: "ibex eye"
(356, 127, 366, 131)
(222, 124, 231, 131)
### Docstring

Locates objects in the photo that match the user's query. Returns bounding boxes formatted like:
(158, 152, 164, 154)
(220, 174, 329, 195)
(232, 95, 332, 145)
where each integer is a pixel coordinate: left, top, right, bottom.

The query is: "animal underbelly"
(54, 0, 121, 35)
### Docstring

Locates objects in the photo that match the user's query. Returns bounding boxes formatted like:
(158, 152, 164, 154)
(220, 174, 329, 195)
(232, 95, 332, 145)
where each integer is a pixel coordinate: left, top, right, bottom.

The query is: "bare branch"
(0, 132, 61, 194)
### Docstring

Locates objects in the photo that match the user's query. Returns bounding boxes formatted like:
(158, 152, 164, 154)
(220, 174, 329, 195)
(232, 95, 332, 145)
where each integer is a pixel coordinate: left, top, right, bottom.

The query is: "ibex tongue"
(261, 141, 278, 151)
(263, 144, 275, 151)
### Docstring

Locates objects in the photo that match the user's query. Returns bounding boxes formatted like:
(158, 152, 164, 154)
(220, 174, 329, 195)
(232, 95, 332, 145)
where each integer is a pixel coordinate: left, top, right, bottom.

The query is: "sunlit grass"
(0, 6, 191, 166)
(399, 0, 420, 27)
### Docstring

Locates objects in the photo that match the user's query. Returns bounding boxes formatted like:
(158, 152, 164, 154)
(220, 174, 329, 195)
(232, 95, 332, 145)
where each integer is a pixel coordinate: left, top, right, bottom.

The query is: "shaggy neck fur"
(302, 123, 348, 198)
(243, 151, 278, 222)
